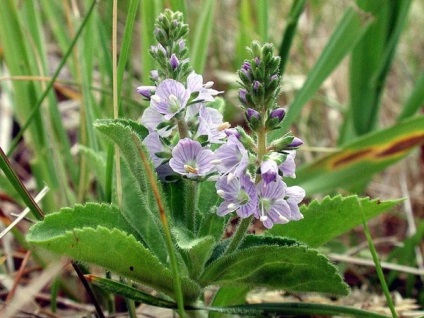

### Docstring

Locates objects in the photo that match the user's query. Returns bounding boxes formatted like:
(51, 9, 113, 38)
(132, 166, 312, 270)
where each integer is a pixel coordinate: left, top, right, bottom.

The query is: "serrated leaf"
(27, 226, 201, 303)
(199, 245, 349, 295)
(239, 235, 300, 250)
(118, 159, 168, 263)
(197, 208, 228, 243)
(174, 229, 216, 280)
(269, 195, 402, 247)
(94, 119, 168, 262)
(25, 203, 142, 242)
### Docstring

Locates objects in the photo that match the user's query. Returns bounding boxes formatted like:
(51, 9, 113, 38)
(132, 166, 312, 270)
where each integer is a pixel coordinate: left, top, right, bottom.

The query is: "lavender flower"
(255, 178, 291, 229)
(215, 174, 257, 217)
(260, 159, 279, 185)
(279, 151, 296, 178)
(187, 72, 221, 102)
(285, 186, 305, 221)
(151, 79, 190, 120)
(169, 138, 215, 178)
(140, 106, 173, 137)
(196, 106, 228, 144)
(143, 133, 169, 168)
(214, 135, 249, 177)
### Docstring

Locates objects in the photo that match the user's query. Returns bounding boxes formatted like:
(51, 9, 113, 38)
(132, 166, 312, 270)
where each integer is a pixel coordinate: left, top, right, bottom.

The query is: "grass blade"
(270, 6, 373, 139)
(278, 0, 306, 76)
(256, 0, 269, 42)
(397, 70, 424, 121)
(190, 0, 216, 73)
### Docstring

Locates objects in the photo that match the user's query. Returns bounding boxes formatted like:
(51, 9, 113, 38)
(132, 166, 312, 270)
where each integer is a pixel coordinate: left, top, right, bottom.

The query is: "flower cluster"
(137, 11, 305, 229)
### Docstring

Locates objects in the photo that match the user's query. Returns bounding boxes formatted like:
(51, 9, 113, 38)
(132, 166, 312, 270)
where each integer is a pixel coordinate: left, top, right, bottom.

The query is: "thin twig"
(329, 253, 424, 276)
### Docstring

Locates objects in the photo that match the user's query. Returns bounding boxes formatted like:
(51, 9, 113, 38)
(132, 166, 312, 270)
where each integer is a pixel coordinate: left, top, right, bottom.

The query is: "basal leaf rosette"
(26, 203, 201, 303)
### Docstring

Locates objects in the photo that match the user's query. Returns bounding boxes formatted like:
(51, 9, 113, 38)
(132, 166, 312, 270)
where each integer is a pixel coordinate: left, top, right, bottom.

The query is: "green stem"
(185, 180, 198, 233)
(223, 216, 253, 256)
(359, 200, 398, 318)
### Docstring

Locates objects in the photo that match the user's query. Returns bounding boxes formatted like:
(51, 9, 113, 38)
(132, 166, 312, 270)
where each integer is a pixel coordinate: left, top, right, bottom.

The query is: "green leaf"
(208, 286, 250, 318)
(25, 203, 143, 244)
(197, 208, 228, 243)
(174, 229, 216, 280)
(94, 119, 168, 262)
(27, 225, 201, 303)
(206, 302, 390, 318)
(269, 195, 402, 247)
(199, 245, 348, 295)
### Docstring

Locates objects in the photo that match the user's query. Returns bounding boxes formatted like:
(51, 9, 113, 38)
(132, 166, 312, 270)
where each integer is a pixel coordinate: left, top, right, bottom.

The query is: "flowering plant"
(25, 10, 399, 317)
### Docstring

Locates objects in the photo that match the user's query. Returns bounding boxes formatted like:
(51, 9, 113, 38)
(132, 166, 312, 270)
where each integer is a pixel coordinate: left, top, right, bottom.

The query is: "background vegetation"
(0, 0, 423, 316)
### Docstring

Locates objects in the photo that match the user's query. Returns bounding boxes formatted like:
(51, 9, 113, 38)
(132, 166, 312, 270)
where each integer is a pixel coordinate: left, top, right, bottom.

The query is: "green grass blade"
(256, 0, 269, 42)
(169, 0, 187, 18)
(291, 116, 424, 195)
(117, 0, 139, 96)
(190, 0, 216, 73)
(349, 0, 412, 137)
(235, 0, 254, 68)
(397, 70, 424, 121)
(6, 0, 98, 156)
(140, 0, 163, 83)
(0, 148, 44, 221)
(278, 0, 306, 76)
(270, 6, 373, 139)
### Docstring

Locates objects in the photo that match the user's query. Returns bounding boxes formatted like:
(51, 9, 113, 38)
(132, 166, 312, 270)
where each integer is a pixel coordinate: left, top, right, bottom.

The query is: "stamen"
(184, 164, 198, 174)
(216, 189, 225, 197)
(217, 122, 231, 131)
(227, 203, 237, 210)
(210, 159, 222, 165)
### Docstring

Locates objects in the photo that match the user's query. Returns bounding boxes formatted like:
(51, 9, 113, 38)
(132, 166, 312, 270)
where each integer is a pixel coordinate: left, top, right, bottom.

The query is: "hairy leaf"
(27, 226, 201, 303)
(269, 195, 402, 247)
(199, 245, 348, 295)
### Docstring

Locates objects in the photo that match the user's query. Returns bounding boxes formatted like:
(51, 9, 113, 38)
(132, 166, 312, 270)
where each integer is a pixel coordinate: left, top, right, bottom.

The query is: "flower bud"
(287, 137, 303, 149)
(239, 89, 248, 105)
(270, 107, 286, 122)
(169, 53, 179, 70)
(136, 86, 156, 100)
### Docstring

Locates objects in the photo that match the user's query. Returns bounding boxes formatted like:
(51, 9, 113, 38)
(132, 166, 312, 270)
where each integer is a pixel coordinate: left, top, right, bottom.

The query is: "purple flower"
(169, 53, 179, 70)
(143, 132, 169, 168)
(214, 135, 249, 177)
(255, 178, 291, 229)
(279, 151, 296, 178)
(151, 79, 190, 120)
(140, 106, 173, 137)
(270, 107, 286, 122)
(285, 186, 305, 221)
(136, 86, 156, 100)
(187, 72, 221, 102)
(196, 106, 228, 144)
(169, 138, 215, 178)
(215, 174, 257, 217)
(260, 160, 279, 185)
(224, 128, 241, 139)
